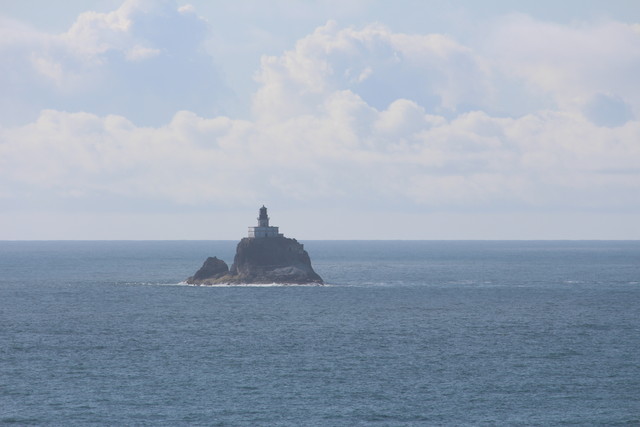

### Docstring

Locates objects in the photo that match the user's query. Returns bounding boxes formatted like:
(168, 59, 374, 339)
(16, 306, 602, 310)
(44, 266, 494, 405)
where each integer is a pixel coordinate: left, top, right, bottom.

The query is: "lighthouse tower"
(258, 205, 269, 227)
(248, 205, 283, 238)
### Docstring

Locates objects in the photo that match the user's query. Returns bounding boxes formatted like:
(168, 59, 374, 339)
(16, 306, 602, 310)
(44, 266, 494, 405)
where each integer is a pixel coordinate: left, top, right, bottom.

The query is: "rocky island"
(185, 206, 323, 285)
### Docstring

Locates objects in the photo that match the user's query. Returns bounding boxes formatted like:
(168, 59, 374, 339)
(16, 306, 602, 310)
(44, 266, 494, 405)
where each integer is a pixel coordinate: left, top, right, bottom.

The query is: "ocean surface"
(1, 240, 639, 426)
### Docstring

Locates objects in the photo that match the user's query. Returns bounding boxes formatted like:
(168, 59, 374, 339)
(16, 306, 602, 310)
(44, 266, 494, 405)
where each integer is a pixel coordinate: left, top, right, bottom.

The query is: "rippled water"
(1, 241, 639, 425)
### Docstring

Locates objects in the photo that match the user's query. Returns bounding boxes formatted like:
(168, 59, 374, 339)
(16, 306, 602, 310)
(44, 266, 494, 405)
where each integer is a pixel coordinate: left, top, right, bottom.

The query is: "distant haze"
(1, 0, 639, 240)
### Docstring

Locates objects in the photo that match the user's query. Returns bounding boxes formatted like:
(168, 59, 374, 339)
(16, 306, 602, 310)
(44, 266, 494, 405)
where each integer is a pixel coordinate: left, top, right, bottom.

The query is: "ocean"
(1, 240, 639, 425)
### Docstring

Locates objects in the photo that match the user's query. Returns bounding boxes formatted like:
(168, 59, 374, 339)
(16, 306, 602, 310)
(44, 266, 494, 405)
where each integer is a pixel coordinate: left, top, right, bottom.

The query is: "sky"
(1, 0, 639, 240)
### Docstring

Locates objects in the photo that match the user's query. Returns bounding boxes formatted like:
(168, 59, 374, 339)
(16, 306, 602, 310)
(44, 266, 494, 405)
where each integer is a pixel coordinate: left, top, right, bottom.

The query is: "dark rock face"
(185, 237, 323, 285)
(230, 237, 323, 284)
(187, 257, 229, 282)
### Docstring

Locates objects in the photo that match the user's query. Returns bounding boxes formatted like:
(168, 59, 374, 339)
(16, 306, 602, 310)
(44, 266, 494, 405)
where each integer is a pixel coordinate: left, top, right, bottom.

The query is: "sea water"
(1, 241, 639, 425)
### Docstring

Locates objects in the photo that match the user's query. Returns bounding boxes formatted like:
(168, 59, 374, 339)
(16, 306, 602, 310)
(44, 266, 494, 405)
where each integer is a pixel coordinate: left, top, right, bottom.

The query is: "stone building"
(248, 205, 283, 238)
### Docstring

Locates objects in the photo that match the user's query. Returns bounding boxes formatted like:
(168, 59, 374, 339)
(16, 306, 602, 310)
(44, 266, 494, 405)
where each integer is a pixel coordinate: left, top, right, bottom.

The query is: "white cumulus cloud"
(1, 7, 639, 235)
(484, 14, 640, 121)
(0, 0, 224, 126)
(253, 21, 492, 121)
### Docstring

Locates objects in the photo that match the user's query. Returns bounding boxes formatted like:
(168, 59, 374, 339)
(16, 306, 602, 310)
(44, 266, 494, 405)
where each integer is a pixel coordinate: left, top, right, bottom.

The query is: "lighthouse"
(258, 205, 269, 227)
(248, 205, 283, 238)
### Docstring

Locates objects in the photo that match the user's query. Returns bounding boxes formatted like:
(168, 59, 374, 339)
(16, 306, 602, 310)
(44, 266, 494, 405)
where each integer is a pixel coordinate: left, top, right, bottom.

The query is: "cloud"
(1, 10, 639, 220)
(484, 14, 640, 119)
(2, 104, 639, 213)
(0, 109, 256, 205)
(253, 21, 491, 120)
(0, 0, 226, 126)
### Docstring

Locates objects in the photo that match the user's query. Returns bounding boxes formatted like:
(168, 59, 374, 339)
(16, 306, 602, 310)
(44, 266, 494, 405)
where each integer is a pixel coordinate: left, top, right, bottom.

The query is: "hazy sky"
(1, 0, 639, 239)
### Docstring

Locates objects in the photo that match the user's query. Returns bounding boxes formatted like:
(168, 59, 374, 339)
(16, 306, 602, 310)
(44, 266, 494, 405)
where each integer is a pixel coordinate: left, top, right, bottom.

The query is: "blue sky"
(1, 0, 639, 239)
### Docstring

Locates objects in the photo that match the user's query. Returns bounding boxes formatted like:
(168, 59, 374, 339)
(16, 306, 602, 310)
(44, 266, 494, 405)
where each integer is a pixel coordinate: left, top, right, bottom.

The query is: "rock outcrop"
(185, 236, 323, 285)
(229, 236, 323, 284)
(185, 206, 323, 285)
(186, 256, 229, 283)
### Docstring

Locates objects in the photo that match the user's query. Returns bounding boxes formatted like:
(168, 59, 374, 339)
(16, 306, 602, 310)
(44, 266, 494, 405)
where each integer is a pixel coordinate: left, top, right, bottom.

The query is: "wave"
(135, 281, 329, 287)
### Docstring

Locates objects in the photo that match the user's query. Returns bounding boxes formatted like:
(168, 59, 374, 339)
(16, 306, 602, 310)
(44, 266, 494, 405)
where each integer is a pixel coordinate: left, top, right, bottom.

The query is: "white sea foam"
(133, 282, 191, 287)
(171, 281, 326, 287)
